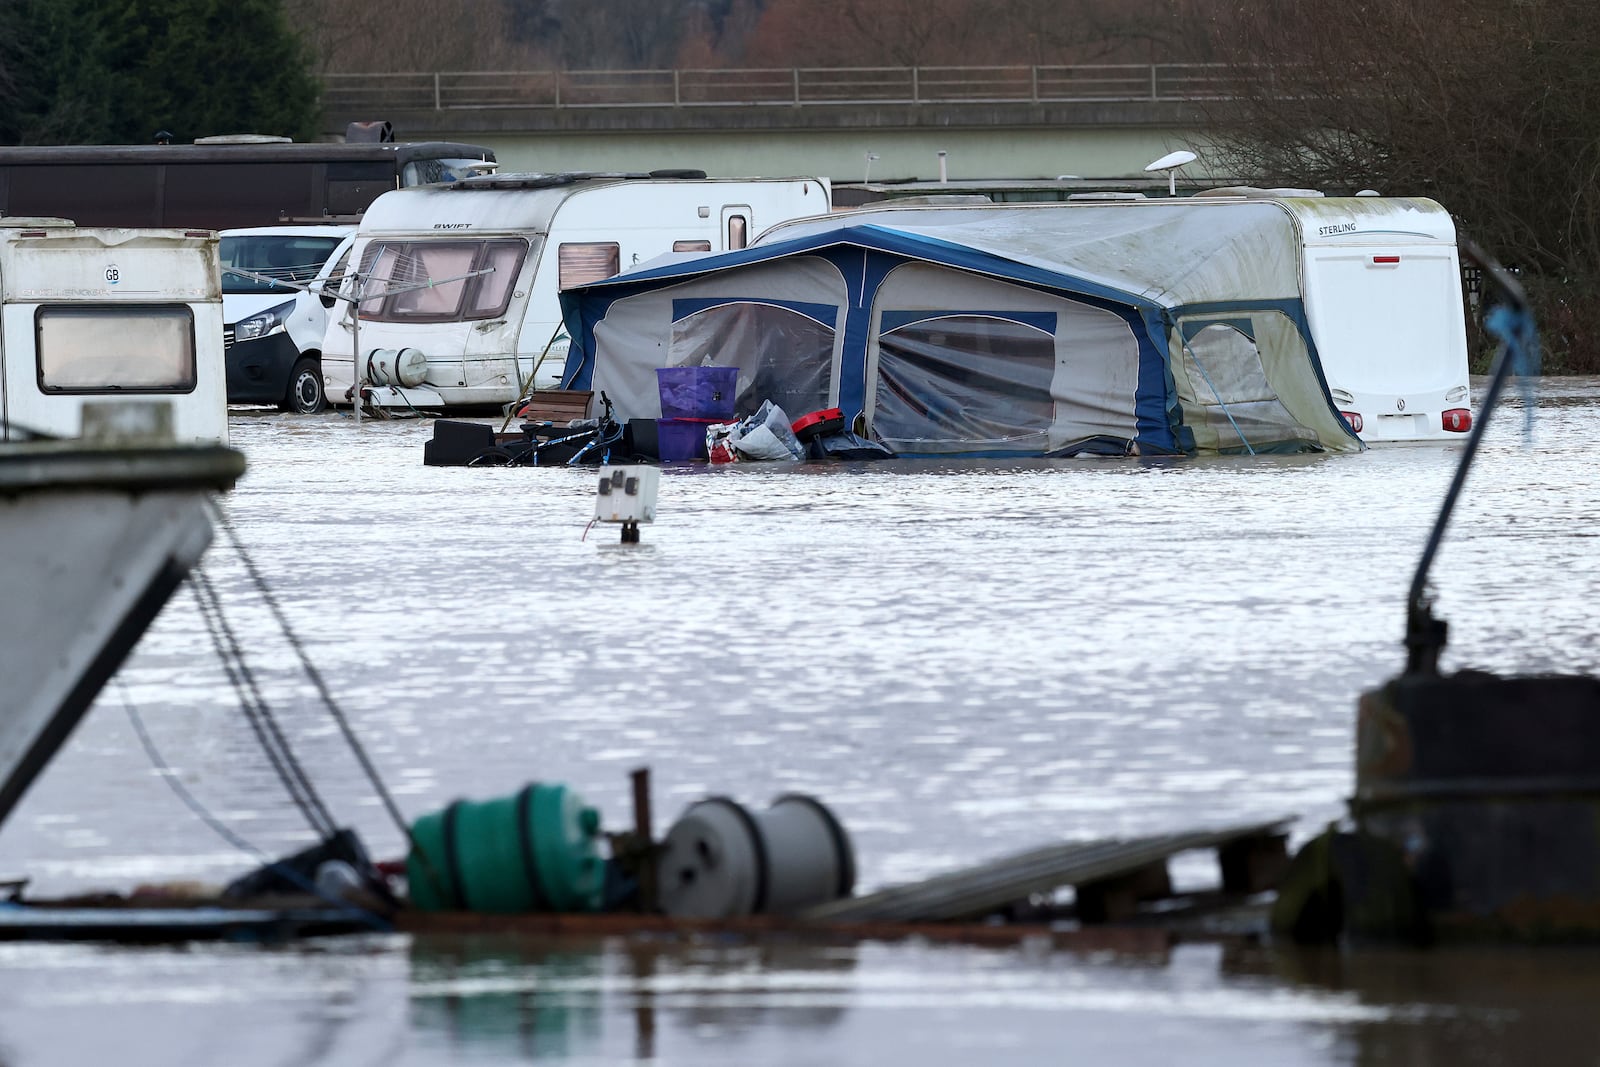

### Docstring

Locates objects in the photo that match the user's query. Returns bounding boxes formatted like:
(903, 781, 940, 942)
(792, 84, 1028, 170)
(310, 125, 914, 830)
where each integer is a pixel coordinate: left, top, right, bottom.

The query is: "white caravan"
(1270, 194, 1472, 442)
(321, 171, 832, 411)
(764, 193, 1472, 444)
(0, 219, 228, 444)
(219, 224, 355, 413)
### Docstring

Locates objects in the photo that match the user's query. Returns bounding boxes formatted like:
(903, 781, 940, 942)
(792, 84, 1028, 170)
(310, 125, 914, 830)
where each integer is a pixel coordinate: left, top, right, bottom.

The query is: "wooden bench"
(515, 389, 593, 424)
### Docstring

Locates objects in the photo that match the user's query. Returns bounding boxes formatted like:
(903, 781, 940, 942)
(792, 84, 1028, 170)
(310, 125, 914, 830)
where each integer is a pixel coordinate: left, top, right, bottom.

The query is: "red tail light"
(1442, 408, 1472, 433)
(1340, 411, 1364, 433)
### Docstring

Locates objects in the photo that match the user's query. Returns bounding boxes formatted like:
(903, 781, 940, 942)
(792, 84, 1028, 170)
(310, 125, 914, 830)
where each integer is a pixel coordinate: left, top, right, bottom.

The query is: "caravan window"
(673, 240, 712, 253)
(559, 243, 621, 289)
(355, 239, 528, 322)
(36, 305, 196, 393)
(466, 241, 525, 317)
(727, 215, 749, 250)
(874, 313, 1056, 453)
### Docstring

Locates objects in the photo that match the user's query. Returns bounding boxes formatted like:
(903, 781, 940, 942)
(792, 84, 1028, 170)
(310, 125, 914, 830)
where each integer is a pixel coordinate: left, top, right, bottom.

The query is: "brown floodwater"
(0, 378, 1593, 1065)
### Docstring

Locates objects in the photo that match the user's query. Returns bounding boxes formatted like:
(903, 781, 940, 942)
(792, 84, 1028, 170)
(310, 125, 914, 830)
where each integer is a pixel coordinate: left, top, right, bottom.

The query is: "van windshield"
(355, 238, 530, 322)
(220, 234, 344, 294)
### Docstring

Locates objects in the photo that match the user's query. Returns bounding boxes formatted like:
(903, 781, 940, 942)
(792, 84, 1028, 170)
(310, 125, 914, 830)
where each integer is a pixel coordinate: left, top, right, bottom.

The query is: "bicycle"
(468, 391, 625, 467)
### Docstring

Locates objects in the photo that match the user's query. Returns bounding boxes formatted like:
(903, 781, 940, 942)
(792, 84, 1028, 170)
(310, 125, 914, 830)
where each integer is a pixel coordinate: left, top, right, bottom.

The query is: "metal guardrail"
(321, 64, 1243, 112)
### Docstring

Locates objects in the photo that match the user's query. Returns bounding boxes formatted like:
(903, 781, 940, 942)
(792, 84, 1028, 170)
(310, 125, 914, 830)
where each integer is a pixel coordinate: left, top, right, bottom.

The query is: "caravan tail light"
(1371, 255, 1401, 266)
(1442, 408, 1472, 433)
(1340, 411, 1364, 434)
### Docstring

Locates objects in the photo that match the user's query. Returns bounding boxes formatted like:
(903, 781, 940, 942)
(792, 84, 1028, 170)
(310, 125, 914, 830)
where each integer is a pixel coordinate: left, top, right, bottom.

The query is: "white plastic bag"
(705, 422, 739, 464)
(730, 401, 804, 461)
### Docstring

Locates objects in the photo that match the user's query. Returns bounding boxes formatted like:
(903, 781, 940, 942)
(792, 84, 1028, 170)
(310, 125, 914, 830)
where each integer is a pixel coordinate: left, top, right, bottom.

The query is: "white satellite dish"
(1144, 150, 1198, 173)
(1144, 149, 1198, 196)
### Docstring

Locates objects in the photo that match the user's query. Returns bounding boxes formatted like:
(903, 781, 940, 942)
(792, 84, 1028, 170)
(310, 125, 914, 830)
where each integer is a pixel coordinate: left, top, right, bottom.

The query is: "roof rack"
(1202, 186, 1326, 199)
(448, 169, 708, 192)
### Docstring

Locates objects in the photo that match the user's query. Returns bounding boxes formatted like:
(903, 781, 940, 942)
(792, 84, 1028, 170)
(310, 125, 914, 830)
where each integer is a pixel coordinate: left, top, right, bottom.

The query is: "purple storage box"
(657, 418, 718, 461)
(657, 366, 738, 420)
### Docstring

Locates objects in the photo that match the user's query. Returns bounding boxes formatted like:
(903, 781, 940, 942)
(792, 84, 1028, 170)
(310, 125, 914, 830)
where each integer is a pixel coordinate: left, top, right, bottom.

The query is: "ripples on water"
(0, 380, 1595, 1065)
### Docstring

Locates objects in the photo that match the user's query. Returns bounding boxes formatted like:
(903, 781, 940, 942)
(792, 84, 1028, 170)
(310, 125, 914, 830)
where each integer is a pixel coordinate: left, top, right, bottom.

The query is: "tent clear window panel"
(668, 302, 834, 418)
(873, 314, 1055, 453)
(1174, 319, 1315, 452)
(559, 243, 620, 289)
(355, 239, 528, 322)
(37, 305, 196, 393)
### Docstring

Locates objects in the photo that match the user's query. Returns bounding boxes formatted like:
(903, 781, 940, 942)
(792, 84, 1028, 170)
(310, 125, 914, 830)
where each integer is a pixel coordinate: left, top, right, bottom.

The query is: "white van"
(0, 218, 227, 443)
(762, 193, 1472, 444)
(219, 225, 355, 413)
(321, 171, 831, 412)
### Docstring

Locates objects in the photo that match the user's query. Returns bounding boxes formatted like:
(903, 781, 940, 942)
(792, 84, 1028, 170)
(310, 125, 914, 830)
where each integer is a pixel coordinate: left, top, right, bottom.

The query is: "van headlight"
(235, 299, 296, 341)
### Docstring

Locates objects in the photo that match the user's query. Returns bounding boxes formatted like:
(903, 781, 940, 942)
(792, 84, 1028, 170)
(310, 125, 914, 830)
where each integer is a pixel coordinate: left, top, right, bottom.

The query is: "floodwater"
(0, 379, 1597, 1065)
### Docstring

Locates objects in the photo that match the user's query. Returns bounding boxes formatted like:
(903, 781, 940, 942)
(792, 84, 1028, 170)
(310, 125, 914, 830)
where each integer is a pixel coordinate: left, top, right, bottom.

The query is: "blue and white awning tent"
(559, 203, 1363, 456)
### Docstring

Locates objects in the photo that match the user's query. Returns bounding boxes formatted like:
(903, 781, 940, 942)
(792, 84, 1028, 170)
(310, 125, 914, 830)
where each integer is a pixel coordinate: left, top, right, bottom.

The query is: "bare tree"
(286, 0, 549, 72)
(741, 0, 1184, 67)
(1189, 0, 1600, 370)
(543, 0, 691, 68)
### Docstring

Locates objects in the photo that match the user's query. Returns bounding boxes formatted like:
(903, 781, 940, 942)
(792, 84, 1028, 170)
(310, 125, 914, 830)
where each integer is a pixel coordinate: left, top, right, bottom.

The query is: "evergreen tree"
(1, 0, 319, 145)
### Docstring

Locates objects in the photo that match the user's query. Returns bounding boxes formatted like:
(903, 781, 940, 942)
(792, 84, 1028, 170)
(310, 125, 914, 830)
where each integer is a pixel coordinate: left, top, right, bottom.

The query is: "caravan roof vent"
(193, 134, 293, 145)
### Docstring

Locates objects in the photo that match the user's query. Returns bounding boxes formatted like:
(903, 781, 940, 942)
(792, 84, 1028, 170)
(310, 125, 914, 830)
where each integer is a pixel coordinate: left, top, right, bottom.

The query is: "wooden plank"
(0, 905, 373, 943)
(800, 820, 1294, 924)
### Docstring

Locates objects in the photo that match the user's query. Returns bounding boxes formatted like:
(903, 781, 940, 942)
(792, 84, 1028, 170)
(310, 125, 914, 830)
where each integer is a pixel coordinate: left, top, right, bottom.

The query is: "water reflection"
(0, 914, 1589, 1064)
(407, 935, 855, 1062)
(1243, 945, 1600, 1066)
(410, 937, 605, 1060)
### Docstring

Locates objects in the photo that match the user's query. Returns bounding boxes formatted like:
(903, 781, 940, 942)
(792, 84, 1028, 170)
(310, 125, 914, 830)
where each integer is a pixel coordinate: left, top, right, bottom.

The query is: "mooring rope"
(211, 507, 449, 900)
(189, 565, 340, 841)
(117, 683, 392, 933)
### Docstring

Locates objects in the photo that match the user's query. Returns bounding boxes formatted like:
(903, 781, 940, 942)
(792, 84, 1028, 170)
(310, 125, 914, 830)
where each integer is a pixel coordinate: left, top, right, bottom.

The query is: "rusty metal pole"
(631, 767, 656, 913)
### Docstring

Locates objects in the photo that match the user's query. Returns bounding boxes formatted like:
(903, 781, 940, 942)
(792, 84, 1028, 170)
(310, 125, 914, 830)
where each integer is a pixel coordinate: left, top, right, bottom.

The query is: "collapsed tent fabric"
(559, 207, 1362, 456)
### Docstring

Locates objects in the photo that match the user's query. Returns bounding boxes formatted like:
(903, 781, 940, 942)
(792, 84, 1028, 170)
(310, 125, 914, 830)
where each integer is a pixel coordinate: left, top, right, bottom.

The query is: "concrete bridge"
(321, 64, 1230, 185)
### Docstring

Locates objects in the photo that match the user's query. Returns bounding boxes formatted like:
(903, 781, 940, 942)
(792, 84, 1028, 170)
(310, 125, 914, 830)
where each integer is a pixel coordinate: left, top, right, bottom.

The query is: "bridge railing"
(321, 64, 1244, 111)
